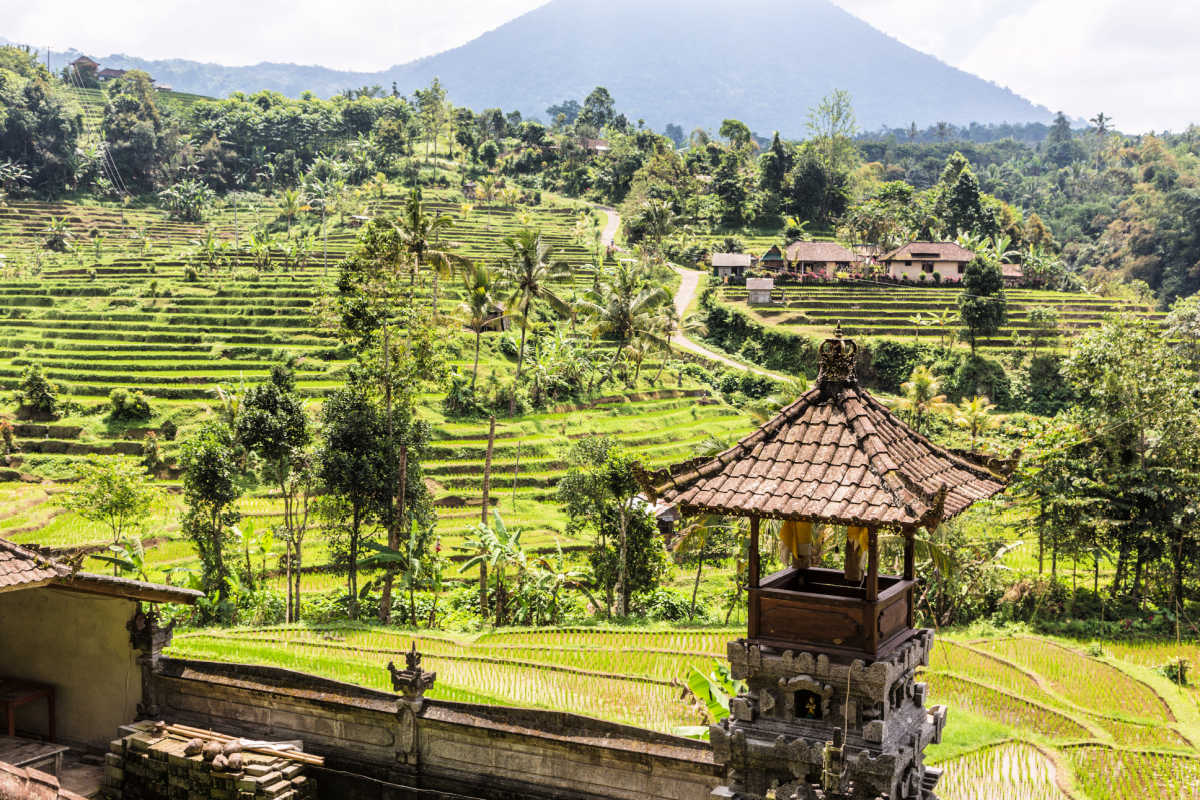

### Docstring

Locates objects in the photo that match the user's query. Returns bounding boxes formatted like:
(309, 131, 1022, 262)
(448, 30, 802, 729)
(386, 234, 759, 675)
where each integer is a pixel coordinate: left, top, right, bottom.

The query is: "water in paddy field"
(937, 743, 1066, 800)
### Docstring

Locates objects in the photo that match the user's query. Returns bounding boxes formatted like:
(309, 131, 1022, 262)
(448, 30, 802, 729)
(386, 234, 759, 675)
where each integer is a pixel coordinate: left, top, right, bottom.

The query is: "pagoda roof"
(640, 334, 1009, 529)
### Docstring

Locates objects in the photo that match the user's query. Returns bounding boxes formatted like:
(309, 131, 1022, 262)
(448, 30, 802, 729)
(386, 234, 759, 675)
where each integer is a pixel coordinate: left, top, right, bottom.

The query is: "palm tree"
(953, 395, 996, 449)
(498, 229, 571, 410)
(580, 260, 670, 387)
(278, 189, 300, 232)
(670, 514, 731, 620)
(460, 262, 503, 390)
(395, 188, 463, 314)
(478, 175, 498, 228)
(931, 308, 956, 346)
(642, 199, 675, 260)
(891, 365, 952, 435)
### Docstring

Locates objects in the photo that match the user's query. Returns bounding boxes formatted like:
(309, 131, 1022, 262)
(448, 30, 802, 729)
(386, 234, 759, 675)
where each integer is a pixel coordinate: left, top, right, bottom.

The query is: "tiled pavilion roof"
(641, 334, 1009, 529)
(0, 538, 201, 603)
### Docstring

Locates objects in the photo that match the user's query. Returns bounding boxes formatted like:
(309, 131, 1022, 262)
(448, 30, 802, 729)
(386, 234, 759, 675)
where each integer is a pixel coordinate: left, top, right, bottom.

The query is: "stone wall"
(150, 659, 720, 800)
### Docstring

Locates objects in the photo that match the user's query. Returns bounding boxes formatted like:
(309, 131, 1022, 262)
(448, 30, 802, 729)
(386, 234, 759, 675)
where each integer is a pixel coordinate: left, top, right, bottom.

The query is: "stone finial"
(388, 642, 436, 705)
(817, 324, 858, 387)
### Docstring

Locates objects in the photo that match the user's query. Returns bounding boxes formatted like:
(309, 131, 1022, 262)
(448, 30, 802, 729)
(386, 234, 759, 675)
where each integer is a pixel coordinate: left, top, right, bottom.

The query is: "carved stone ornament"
(817, 325, 858, 386)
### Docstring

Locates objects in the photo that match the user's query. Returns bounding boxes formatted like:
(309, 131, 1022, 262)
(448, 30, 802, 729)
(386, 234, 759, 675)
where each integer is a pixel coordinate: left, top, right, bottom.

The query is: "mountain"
(12, 0, 1052, 134)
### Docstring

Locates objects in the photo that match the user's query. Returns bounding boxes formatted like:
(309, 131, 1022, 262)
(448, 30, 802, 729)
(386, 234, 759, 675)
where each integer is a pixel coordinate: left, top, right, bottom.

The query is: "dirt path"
(670, 266, 790, 381)
(595, 205, 620, 247)
(590, 204, 788, 382)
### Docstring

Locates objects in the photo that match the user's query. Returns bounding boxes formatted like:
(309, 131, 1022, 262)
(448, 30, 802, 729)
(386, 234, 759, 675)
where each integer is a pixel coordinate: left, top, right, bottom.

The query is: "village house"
(1001, 262, 1025, 287)
(0, 539, 199, 793)
(711, 252, 752, 280)
(881, 241, 975, 282)
(759, 240, 862, 275)
(97, 68, 127, 81)
(68, 56, 98, 73)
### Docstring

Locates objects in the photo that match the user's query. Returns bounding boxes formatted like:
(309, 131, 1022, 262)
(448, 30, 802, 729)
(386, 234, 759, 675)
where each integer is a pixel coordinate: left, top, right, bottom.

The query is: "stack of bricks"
(100, 724, 316, 800)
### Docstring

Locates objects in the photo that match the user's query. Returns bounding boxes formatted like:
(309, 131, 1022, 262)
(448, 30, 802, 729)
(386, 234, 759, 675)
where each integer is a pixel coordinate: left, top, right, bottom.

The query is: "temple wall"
(0, 587, 141, 747)
(150, 659, 720, 800)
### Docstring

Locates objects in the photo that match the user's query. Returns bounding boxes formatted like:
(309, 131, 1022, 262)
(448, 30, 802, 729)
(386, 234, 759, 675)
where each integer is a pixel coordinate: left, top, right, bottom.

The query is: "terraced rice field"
(722, 284, 1163, 350)
(0, 189, 753, 582)
(163, 626, 1200, 799)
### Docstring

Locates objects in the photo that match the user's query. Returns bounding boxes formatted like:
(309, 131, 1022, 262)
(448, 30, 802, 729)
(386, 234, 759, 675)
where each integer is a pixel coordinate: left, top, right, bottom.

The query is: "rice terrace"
(1, 2, 1199, 799)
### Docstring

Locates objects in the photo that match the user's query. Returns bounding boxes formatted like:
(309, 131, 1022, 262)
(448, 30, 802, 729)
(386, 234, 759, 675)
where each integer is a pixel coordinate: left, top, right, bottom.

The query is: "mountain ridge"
(6, 0, 1053, 135)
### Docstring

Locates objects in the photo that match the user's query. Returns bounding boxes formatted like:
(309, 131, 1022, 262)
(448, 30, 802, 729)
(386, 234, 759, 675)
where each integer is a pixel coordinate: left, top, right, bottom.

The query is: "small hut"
(746, 277, 774, 305)
(640, 328, 1011, 799)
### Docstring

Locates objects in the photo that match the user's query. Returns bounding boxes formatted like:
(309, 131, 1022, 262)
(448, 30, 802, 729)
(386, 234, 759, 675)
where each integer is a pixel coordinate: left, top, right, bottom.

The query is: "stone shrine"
(641, 328, 1012, 800)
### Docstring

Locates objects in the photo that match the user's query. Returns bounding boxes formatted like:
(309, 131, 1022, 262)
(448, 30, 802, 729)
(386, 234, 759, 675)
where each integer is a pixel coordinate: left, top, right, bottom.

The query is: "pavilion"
(640, 328, 1012, 799)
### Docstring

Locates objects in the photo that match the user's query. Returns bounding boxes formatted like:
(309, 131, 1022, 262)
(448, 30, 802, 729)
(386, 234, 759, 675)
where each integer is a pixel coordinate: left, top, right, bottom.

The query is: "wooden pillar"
(749, 516, 760, 589)
(866, 529, 879, 603)
(903, 529, 916, 581)
(904, 528, 916, 629)
(748, 516, 760, 639)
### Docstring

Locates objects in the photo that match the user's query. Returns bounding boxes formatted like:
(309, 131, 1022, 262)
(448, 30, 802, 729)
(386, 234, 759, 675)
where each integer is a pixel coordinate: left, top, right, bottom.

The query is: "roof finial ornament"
(818, 325, 857, 387)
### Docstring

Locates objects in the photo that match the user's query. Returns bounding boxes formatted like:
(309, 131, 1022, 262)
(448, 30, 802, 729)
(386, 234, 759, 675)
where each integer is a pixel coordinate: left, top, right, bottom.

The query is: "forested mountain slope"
(14, 0, 1051, 134)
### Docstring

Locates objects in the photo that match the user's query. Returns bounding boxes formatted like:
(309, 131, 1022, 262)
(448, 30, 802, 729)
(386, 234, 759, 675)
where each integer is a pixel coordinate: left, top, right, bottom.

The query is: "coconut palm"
(395, 188, 464, 314)
(641, 199, 675, 260)
(891, 365, 952, 435)
(498, 228, 571, 409)
(953, 395, 997, 449)
(580, 260, 671, 388)
(670, 514, 732, 620)
(459, 262, 503, 390)
(278, 189, 300, 232)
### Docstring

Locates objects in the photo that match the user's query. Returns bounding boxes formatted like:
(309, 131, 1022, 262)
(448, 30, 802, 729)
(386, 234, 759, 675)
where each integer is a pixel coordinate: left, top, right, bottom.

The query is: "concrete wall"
(151, 659, 719, 800)
(887, 260, 965, 281)
(0, 587, 141, 747)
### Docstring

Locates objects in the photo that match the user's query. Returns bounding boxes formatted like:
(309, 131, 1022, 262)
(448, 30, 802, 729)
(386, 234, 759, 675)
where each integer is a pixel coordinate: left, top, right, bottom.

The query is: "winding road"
(593, 205, 789, 381)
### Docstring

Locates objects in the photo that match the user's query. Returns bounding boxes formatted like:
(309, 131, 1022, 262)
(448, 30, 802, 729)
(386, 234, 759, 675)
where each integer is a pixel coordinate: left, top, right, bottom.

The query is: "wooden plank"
(0, 736, 69, 768)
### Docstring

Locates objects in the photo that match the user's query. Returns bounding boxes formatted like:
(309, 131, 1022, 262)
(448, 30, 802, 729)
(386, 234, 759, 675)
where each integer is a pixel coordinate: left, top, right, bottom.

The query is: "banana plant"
(674, 659, 747, 739)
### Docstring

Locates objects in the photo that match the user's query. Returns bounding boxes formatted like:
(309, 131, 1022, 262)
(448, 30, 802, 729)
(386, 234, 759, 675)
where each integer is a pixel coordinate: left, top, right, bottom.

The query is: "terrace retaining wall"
(148, 658, 720, 800)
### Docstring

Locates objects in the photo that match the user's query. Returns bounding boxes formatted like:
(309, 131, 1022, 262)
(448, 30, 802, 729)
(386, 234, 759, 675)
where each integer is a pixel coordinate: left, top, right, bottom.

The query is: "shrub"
(17, 364, 58, 417)
(184, 266, 199, 282)
(237, 587, 286, 626)
(159, 419, 178, 441)
(633, 588, 694, 621)
(142, 432, 163, 472)
(107, 388, 152, 422)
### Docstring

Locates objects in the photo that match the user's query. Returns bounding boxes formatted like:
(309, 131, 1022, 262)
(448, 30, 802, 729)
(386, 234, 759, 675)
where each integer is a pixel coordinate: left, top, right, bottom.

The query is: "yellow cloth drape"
(848, 526, 870, 569)
(779, 520, 813, 559)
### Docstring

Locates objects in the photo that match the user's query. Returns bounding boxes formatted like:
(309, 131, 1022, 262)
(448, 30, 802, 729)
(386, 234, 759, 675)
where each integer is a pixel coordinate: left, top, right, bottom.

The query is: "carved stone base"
(710, 630, 945, 800)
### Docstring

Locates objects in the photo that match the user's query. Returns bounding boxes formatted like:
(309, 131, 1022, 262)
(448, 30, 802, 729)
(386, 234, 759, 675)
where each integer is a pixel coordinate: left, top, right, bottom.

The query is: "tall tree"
(317, 378, 390, 620)
(957, 257, 1007, 353)
(180, 424, 242, 612)
(460, 261, 503, 390)
(805, 89, 858, 220)
(102, 70, 177, 191)
(498, 228, 571, 410)
(236, 365, 311, 622)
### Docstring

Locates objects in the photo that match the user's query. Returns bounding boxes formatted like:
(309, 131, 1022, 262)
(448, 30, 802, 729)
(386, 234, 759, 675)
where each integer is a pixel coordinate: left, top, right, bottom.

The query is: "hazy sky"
(1, 0, 1192, 132)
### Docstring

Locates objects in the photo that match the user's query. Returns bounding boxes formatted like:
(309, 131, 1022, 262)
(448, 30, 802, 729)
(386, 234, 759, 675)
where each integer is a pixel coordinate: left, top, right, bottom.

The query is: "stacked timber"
(101, 721, 318, 800)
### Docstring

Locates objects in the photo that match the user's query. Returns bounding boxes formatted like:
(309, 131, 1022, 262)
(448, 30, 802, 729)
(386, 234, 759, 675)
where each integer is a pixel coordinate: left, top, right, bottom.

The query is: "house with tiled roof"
(760, 240, 862, 276)
(881, 241, 975, 282)
(0, 538, 199, 757)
